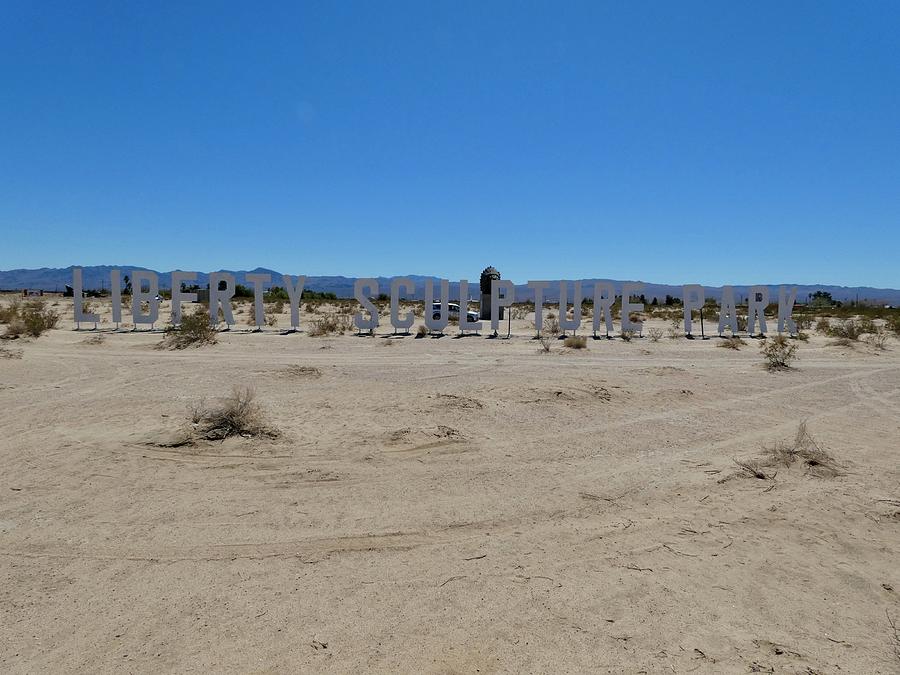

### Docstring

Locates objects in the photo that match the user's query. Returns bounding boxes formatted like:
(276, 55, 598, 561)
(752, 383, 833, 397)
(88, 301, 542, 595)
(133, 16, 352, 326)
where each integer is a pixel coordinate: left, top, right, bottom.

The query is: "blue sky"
(2, 1, 898, 287)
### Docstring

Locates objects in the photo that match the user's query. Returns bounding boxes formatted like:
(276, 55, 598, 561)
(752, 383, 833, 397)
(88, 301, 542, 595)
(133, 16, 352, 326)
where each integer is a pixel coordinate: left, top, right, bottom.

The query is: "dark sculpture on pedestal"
(479, 266, 502, 321)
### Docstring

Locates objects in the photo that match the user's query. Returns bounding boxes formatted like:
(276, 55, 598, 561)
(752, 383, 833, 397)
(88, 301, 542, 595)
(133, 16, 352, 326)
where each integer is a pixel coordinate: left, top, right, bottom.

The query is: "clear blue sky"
(2, 1, 898, 287)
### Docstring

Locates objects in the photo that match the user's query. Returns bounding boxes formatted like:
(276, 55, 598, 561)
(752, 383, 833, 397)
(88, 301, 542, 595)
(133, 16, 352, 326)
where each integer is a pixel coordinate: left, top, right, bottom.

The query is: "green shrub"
(264, 286, 290, 302)
(760, 335, 798, 371)
(159, 310, 217, 349)
(3, 300, 59, 338)
(302, 289, 338, 301)
(233, 284, 254, 298)
(0, 300, 22, 324)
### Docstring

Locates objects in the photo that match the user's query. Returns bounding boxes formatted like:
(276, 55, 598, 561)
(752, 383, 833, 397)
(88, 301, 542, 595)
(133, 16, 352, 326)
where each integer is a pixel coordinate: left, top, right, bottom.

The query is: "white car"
(432, 302, 479, 323)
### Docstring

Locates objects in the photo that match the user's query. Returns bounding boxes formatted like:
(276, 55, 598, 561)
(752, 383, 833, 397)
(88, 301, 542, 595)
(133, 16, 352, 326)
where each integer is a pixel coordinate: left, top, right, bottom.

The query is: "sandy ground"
(1, 297, 899, 673)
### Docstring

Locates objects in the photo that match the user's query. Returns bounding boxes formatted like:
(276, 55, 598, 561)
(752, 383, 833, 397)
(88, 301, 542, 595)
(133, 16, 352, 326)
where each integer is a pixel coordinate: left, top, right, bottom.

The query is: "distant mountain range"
(1, 265, 898, 305)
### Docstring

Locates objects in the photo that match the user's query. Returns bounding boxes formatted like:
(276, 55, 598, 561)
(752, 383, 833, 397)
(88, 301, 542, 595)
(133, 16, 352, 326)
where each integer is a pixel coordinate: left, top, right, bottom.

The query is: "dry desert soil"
(1, 297, 899, 673)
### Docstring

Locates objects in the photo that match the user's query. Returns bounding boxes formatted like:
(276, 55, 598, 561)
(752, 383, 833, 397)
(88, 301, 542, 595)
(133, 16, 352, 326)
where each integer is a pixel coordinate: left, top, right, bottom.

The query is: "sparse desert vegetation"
(247, 302, 279, 327)
(718, 336, 747, 350)
(188, 386, 279, 441)
(538, 332, 553, 353)
(308, 312, 354, 336)
(733, 457, 774, 480)
(730, 422, 840, 482)
(864, 330, 889, 350)
(283, 364, 321, 378)
(0, 299, 59, 339)
(827, 318, 866, 341)
(889, 612, 900, 665)
(889, 315, 900, 337)
(563, 335, 587, 349)
(159, 309, 218, 349)
(2, 291, 900, 673)
(760, 334, 798, 370)
(543, 313, 560, 336)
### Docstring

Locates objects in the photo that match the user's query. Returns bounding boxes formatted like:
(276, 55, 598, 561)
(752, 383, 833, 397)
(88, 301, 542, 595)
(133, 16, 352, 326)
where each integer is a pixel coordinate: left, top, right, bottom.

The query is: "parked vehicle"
(432, 302, 479, 323)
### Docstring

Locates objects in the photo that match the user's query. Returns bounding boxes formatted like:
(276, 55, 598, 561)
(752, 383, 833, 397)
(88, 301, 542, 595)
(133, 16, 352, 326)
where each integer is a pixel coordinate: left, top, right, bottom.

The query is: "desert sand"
(1, 296, 899, 673)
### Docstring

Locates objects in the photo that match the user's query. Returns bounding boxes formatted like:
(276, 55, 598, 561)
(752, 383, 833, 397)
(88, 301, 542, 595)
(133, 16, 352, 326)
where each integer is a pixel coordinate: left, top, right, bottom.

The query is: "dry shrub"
(767, 422, 841, 478)
(815, 317, 832, 334)
(189, 386, 278, 441)
(888, 612, 900, 665)
(667, 318, 681, 339)
(159, 310, 217, 349)
(284, 365, 321, 378)
(620, 330, 634, 342)
(564, 335, 587, 349)
(733, 458, 774, 480)
(2, 299, 59, 339)
(827, 337, 856, 349)
(760, 334, 798, 370)
(857, 316, 878, 334)
(827, 319, 864, 341)
(247, 303, 278, 327)
(718, 336, 746, 350)
(864, 330, 889, 350)
(888, 315, 900, 337)
(728, 422, 840, 483)
(796, 331, 810, 342)
(647, 327, 664, 342)
(544, 315, 560, 336)
(538, 333, 553, 353)
(416, 324, 428, 337)
(309, 313, 353, 336)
